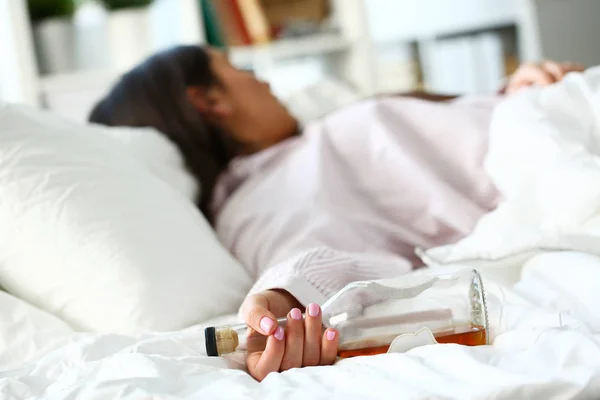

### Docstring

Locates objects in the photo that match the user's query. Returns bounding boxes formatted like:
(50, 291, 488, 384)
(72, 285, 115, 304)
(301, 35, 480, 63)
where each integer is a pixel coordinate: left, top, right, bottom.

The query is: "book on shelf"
(236, 0, 271, 44)
(475, 31, 505, 94)
(212, 0, 253, 46)
(200, 0, 226, 48)
(201, 0, 331, 49)
(423, 32, 508, 95)
(259, 0, 329, 33)
(201, 0, 271, 47)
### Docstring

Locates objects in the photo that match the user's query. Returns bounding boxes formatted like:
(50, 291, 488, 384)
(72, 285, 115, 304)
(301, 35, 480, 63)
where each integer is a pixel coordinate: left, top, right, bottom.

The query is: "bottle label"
(386, 327, 438, 353)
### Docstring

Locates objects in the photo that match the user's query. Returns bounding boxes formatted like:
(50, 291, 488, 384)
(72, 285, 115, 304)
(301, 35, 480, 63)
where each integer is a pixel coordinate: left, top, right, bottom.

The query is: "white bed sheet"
(1, 251, 599, 400)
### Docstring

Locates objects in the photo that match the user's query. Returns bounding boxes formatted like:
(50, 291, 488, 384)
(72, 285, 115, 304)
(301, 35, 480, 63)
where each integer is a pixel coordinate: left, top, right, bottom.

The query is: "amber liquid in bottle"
(337, 326, 487, 359)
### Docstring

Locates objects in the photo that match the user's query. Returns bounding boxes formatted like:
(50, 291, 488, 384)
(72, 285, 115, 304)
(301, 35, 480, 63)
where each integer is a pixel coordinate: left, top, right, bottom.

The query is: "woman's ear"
(187, 86, 233, 118)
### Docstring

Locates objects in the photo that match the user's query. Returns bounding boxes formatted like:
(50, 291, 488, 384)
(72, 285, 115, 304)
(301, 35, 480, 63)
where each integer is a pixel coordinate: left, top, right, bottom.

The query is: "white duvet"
(1, 255, 599, 400)
(3, 69, 600, 399)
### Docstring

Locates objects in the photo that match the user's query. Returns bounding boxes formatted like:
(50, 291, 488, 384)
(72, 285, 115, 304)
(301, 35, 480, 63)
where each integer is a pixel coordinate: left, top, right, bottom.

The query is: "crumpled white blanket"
(1, 252, 600, 399)
(421, 66, 600, 283)
(3, 69, 600, 399)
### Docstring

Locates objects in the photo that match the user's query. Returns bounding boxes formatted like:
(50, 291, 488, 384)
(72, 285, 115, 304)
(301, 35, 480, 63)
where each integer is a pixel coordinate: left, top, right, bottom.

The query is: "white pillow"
(0, 102, 252, 334)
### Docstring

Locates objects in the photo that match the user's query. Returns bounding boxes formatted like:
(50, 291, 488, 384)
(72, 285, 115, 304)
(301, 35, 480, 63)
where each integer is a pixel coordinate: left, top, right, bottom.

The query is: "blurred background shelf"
(38, 33, 351, 92)
(229, 33, 351, 67)
(4, 0, 600, 124)
(3, 0, 376, 123)
(39, 70, 117, 93)
(366, 0, 518, 44)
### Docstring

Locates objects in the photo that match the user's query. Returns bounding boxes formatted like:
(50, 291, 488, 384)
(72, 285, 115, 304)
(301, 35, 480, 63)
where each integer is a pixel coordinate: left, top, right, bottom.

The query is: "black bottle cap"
(205, 326, 218, 357)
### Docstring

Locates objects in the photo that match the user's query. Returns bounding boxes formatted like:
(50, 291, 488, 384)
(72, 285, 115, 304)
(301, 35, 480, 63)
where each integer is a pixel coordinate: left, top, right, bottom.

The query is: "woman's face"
(195, 49, 299, 154)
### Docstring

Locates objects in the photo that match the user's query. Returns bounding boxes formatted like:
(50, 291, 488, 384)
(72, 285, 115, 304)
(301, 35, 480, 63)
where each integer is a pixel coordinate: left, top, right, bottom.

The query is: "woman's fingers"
(538, 61, 585, 83)
(507, 61, 586, 95)
(320, 328, 339, 366)
(242, 295, 333, 379)
(303, 303, 322, 367)
(561, 62, 586, 73)
(280, 308, 304, 371)
(246, 327, 286, 381)
(506, 64, 550, 95)
(517, 63, 554, 86)
(241, 294, 278, 335)
(542, 61, 565, 82)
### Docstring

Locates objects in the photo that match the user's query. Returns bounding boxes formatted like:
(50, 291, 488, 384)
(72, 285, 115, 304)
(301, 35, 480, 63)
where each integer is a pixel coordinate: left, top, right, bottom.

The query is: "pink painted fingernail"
(308, 303, 320, 317)
(290, 308, 302, 320)
(274, 326, 285, 341)
(326, 329, 337, 341)
(260, 317, 274, 334)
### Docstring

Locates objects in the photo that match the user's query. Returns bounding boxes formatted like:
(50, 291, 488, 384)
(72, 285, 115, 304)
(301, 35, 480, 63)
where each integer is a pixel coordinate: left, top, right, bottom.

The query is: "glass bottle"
(205, 268, 488, 358)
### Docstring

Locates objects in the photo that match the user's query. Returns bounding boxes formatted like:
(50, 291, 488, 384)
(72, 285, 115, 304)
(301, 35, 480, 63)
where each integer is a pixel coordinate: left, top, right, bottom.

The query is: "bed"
(2, 67, 600, 399)
(1, 252, 599, 399)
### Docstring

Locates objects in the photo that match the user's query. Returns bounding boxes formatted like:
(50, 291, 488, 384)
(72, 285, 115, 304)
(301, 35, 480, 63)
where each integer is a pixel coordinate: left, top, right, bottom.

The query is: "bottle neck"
(213, 317, 290, 356)
(213, 326, 241, 356)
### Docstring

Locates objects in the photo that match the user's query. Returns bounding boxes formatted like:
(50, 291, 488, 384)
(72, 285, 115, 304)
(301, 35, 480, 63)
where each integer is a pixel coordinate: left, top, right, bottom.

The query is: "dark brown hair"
(89, 45, 240, 220)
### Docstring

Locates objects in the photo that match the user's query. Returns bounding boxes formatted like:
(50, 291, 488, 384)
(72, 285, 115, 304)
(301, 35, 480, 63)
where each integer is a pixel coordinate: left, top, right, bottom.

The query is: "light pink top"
(213, 96, 502, 306)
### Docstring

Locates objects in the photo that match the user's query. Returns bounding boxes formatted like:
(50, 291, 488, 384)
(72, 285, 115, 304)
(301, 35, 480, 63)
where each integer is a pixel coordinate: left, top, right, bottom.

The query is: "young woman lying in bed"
(89, 46, 584, 381)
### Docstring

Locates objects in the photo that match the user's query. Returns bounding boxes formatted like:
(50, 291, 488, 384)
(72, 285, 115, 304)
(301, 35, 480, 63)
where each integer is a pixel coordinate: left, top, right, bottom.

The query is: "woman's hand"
(241, 290, 339, 381)
(505, 61, 585, 95)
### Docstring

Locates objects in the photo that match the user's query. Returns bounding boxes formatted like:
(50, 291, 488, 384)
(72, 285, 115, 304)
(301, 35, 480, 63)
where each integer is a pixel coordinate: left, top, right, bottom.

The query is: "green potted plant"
(101, 0, 154, 71)
(27, 0, 76, 74)
(101, 0, 152, 10)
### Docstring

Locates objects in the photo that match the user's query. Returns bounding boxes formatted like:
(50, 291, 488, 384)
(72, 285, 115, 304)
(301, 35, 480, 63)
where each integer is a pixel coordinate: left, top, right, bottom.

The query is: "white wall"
(533, 0, 600, 67)
(364, 0, 518, 43)
(0, 0, 38, 105)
